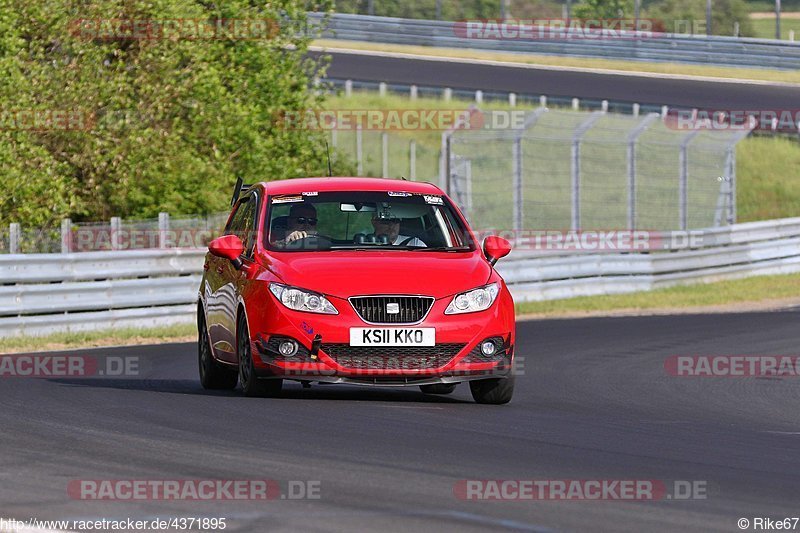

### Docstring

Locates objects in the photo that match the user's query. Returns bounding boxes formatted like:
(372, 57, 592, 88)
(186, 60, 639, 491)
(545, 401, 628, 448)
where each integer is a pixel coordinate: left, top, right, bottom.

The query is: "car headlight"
(444, 283, 500, 314)
(269, 283, 338, 315)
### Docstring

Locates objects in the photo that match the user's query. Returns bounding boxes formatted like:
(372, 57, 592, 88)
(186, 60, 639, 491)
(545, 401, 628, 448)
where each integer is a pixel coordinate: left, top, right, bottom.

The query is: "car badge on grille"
(386, 303, 400, 314)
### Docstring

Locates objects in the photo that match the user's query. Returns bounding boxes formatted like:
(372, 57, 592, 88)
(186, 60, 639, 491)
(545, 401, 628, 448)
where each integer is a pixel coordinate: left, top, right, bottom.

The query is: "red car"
(197, 177, 516, 404)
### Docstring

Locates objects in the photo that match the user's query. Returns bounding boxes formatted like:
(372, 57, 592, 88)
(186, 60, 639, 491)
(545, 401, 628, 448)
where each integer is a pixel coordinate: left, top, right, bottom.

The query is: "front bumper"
(243, 289, 516, 385)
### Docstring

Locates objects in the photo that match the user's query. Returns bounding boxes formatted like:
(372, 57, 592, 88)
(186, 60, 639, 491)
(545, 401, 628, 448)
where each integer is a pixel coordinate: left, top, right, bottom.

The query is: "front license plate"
(350, 328, 435, 346)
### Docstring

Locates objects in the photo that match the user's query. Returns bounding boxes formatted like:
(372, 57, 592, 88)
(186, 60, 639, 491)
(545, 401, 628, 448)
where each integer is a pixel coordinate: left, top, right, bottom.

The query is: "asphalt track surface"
(3, 310, 800, 531)
(313, 51, 800, 110)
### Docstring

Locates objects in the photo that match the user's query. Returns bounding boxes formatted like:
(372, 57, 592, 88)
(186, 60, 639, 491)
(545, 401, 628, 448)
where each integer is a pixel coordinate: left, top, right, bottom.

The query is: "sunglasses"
(291, 217, 318, 226)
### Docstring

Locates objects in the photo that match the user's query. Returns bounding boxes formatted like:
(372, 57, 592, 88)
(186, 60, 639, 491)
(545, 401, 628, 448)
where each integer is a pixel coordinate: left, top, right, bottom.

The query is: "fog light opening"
(278, 340, 299, 357)
(480, 340, 498, 357)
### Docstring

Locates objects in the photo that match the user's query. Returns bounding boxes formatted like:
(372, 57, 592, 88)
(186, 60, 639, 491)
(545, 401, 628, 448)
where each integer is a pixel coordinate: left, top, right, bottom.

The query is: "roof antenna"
(325, 141, 333, 177)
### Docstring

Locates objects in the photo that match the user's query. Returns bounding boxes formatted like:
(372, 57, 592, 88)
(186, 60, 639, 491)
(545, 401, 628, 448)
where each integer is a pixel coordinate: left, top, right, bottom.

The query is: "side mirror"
(483, 236, 512, 266)
(209, 235, 245, 269)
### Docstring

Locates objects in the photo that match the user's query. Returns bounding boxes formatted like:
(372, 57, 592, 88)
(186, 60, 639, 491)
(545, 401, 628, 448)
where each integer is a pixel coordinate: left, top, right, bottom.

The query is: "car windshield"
(265, 190, 475, 252)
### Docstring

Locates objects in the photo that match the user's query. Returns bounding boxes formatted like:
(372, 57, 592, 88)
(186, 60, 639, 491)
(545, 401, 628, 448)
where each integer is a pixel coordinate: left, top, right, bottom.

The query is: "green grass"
(327, 92, 800, 223)
(0, 323, 195, 354)
(515, 272, 800, 316)
(750, 17, 800, 39)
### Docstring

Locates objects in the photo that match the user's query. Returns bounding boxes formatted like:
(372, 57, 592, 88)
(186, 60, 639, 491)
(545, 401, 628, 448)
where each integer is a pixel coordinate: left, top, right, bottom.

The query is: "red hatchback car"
(197, 177, 516, 404)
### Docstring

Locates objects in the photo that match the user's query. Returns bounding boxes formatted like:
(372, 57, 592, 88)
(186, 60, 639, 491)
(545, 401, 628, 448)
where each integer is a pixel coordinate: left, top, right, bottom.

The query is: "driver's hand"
(285, 230, 317, 243)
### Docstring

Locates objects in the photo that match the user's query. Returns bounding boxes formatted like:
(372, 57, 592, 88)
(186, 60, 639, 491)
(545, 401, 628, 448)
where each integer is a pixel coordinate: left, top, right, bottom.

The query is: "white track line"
(310, 45, 800, 88)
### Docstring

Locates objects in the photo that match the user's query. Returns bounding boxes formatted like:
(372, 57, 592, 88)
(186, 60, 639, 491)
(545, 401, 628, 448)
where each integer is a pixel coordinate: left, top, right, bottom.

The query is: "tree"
(0, 0, 342, 226)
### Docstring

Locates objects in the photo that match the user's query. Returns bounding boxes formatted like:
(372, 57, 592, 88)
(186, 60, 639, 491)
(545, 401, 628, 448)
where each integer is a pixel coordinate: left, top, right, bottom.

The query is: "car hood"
(266, 251, 492, 300)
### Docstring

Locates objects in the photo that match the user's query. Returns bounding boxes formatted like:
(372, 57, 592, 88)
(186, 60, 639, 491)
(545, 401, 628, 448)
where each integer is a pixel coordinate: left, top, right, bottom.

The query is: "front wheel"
(198, 311, 238, 390)
(237, 313, 282, 398)
(469, 376, 514, 404)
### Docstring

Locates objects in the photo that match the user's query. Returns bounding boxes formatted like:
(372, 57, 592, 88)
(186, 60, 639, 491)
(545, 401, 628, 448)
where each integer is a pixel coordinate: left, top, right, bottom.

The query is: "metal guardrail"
(2, 217, 800, 337)
(312, 13, 800, 70)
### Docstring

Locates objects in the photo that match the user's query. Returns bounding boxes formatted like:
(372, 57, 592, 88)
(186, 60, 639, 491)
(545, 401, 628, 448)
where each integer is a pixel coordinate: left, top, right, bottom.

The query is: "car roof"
(260, 177, 444, 196)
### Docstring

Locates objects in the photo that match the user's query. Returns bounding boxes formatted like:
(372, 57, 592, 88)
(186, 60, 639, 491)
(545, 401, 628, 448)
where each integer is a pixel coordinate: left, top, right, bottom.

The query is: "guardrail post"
(344, 79, 352, 97)
(110, 217, 121, 251)
(381, 133, 389, 178)
(9, 223, 20, 254)
(61, 218, 72, 254)
(409, 140, 416, 180)
(356, 124, 363, 176)
(158, 212, 170, 249)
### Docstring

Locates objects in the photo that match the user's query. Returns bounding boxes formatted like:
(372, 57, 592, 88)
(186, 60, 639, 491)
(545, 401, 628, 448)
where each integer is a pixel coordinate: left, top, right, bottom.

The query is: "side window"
(239, 194, 259, 257)
(224, 194, 259, 258)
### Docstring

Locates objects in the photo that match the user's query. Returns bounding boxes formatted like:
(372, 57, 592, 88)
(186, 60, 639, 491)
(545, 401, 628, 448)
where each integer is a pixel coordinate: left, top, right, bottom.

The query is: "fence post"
(539, 95, 547, 107)
(570, 111, 604, 230)
(627, 114, 659, 230)
(61, 218, 72, 254)
(110, 216, 121, 251)
(379, 82, 387, 97)
(9, 223, 20, 254)
(444, 134, 452, 195)
(572, 98, 579, 110)
(509, 92, 517, 107)
(475, 90, 483, 104)
(409, 140, 416, 180)
(344, 79, 352, 97)
(512, 137, 523, 232)
(679, 130, 701, 231)
(158, 212, 170, 249)
(410, 85, 418, 100)
(356, 124, 363, 176)
(444, 88, 452, 101)
(633, 103, 640, 117)
(381, 133, 389, 178)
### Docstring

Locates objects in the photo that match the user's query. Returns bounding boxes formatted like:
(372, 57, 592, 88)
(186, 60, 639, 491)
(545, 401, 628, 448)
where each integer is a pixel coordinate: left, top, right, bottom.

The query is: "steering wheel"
(283, 235, 333, 250)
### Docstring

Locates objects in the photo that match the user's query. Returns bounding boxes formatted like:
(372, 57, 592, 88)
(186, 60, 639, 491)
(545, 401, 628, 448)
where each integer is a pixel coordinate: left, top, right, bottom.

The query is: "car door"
(216, 192, 259, 362)
(206, 197, 251, 361)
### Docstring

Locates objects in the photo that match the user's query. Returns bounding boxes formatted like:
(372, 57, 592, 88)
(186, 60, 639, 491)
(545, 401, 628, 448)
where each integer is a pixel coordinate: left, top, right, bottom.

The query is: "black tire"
(198, 310, 238, 390)
(419, 383, 457, 395)
(469, 376, 514, 404)
(237, 312, 282, 398)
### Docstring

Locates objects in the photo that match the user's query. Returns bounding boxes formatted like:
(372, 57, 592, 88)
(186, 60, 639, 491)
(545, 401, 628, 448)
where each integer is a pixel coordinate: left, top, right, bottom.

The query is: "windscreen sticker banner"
(272, 195, 303, 204)
(423, 195, 444, 205)
(301, 191, 318, 196)
(387, 191, 412, 197)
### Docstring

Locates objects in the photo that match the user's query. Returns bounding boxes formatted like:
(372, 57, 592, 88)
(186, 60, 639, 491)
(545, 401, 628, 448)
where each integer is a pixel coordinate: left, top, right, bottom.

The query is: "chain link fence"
(446, 107, 751, 231)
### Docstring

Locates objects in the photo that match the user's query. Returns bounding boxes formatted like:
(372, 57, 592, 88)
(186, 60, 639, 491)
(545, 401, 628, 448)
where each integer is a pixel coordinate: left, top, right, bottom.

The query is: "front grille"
(321, 343, 465, 370)
(350, 296, 434, 324)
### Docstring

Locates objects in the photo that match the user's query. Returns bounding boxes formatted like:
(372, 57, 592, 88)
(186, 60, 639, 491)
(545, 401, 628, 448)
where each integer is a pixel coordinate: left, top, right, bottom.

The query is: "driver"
(371, 213, 426, 247)
(279, 203, 319, 246)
